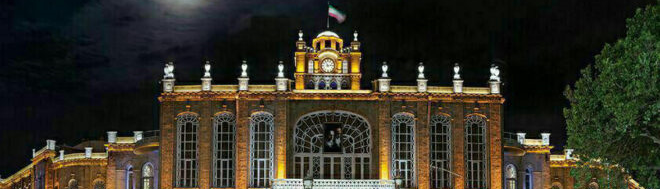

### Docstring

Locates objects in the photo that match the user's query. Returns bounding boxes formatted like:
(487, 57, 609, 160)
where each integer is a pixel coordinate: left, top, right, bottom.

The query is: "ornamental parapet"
(52, 153, 108, 169)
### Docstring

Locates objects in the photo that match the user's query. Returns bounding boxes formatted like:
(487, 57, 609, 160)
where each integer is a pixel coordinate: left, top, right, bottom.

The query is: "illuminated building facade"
(0, 29, 637, 189)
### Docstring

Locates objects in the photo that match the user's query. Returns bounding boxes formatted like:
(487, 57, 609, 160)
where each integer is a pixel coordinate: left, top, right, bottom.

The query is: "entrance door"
(293, 111, 372, 179)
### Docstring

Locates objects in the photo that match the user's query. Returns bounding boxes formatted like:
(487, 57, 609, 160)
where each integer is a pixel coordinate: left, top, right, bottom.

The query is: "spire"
(353, 30, 358, 41)
(298, 30, 303, 41)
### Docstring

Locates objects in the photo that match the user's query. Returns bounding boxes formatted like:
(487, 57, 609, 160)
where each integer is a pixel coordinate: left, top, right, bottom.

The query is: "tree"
(564, 2, 660, 188)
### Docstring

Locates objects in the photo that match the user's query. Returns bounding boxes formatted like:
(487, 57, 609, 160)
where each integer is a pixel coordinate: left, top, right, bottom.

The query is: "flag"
(328, 5, 346, 23)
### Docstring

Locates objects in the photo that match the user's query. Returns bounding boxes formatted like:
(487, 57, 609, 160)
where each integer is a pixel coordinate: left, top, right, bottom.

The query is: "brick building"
(0, 29, 636, 189)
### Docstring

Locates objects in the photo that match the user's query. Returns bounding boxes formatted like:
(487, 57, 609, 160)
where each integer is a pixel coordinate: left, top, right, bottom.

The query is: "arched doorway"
(293, 110, 372, 179)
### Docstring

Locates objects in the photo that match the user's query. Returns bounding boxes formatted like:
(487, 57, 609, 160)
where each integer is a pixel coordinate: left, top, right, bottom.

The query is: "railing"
(135, 130, 160, 146)
(503, 132, 522, 148)
(272, 179, 395, 189)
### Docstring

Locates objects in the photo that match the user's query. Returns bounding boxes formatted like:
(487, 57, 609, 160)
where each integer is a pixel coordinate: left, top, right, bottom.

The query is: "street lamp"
(394, 173, 403, 189)
(303, 175, 313, 189)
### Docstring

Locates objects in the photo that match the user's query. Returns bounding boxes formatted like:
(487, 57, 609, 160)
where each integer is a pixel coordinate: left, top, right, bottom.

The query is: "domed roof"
(316, 31, 340, 38)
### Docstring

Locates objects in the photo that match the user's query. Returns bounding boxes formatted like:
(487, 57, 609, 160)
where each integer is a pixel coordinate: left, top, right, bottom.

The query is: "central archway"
(293, 110, 372, 179)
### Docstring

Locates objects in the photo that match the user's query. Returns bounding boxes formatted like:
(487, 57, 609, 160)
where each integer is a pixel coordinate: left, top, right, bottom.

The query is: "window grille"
(342, 60, 348, 73)
(308, 60, 314, 73)
(142, 163, 154, 189)
(213, 112, 236, 187)
(176, 113, 199, 188)
(293, 111, 372, 179)
(505, 164, 516, 189)
(127, 167, 134, 189)
(524, 166, 532, 189)
(430, 115, 452, 188)
(465, 115, 487, 189)
(249, 112, 274, 188)
(391, 112, 416, 188)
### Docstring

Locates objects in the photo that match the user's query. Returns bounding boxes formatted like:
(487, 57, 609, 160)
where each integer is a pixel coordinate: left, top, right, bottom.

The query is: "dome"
(316, 31, 340, 38)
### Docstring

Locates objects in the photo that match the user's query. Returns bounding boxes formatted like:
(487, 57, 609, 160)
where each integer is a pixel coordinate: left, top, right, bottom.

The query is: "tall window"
(142, 163, 153, 189)
(213, 112, 236, 187)
(126, 167, 134, 189)
(505, 164, 516, 189)
(67, 179, 77, 189)
(249, 112, 274, 188)
(524, 166, 533, 189)
(176, 113, 199, 188)
(430, 114, 452, 189)
(391, 112, 416, 188)
(465, 114, 487, 189)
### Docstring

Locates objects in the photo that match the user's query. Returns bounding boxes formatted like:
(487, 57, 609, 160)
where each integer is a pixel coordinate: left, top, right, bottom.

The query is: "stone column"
(489, 103, 503, 189)
(235, 98, 250, 188)
(106, 154, 116, 189)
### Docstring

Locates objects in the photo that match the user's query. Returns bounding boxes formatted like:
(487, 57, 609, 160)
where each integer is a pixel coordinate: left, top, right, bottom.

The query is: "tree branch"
(640, 128, 660, 146)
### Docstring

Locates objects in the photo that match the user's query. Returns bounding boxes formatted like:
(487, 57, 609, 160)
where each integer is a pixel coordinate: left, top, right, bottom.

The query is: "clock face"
(321, 59, 335, 72)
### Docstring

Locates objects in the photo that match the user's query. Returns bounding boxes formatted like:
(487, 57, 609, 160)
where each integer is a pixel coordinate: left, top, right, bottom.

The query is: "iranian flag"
(329, 5, 346, 23)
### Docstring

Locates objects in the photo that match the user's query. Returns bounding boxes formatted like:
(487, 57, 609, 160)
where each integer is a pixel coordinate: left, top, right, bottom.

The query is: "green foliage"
(564, 2, 660, 188)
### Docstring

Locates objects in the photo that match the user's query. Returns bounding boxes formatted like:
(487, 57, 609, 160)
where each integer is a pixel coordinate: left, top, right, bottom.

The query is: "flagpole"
(327, 1, 330, 29)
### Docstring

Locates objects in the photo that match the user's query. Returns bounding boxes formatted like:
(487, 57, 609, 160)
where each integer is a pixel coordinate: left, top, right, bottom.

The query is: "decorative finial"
(417, 62, 425, 79)
(298, 30, 303, 41)
(277, 61, 284, 78)
(490, 64, 500, 82)
(453, 63, 461, 80)
(353, 30, 358, 41)
(164, 62, 175, 79)
(203, 61, 211, 78)
(241, 60, 248, 77)
(381, 61, 389, 78)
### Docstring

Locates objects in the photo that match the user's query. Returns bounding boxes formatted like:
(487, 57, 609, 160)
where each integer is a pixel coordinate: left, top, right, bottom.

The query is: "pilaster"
(452, 102, 465, 189)
(489, 103, 503, 189)
(235, 99, 249, 188)
(378, 97, 391, 180)
(198, 101, 212, 189)
(159, 102, 174, 189)
(274, 97, 288, 179)
(416, 101, 430, 189)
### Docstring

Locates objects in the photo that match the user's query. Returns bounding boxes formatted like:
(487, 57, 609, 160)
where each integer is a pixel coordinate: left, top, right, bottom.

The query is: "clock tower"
(294, 30, 362, 90)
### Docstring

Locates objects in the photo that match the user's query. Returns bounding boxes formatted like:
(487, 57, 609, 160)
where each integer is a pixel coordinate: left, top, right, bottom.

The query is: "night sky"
(0, 0, 655, 176)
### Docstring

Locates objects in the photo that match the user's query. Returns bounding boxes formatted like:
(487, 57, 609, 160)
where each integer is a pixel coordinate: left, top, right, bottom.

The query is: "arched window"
(93, 180, 105, 189)
(342, 60, 348, 73)
(524, 166, 533, 189)
(308, 60, 314, 73)
(126, 167, 134, 189)
(505, 164, 517, 189)
(249, 112, 274, 188)
(67, 179, 77, 189)
(391, 112, 416, 188)
(465, 114, 487, 189)
(175, 113, 199, 188)
(430, 114, 452, 189)
(142, 163, 154, 189)
(293, 111, 372, 179)
(213, 112, 236, 187)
